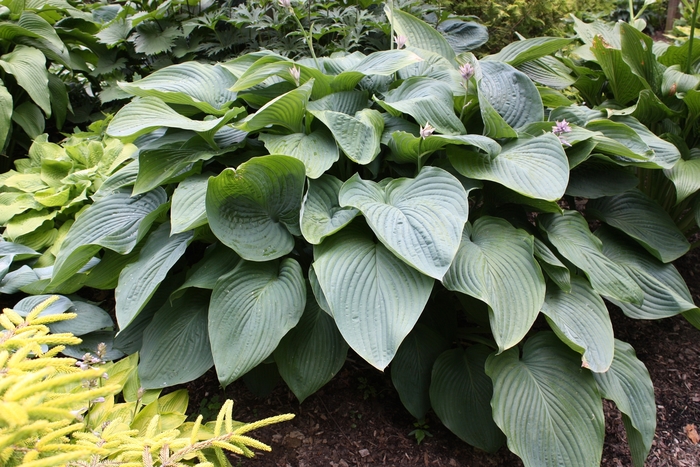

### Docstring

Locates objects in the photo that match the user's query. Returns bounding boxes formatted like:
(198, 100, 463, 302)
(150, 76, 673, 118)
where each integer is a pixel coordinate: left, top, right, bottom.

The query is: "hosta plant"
(0, 295, 294, 467)
(6, 5, 700, 467)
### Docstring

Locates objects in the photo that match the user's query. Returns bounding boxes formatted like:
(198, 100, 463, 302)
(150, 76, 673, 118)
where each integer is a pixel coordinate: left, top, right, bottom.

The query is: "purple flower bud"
(420, 123, 435, 139)
(91, 397, 105, 404)
(289, 65, 301, 86)
(394, 35, 407, 50)
(278, 0, 292, 8)
(459, 63, 474, 81)
(552, 119, 572, 136)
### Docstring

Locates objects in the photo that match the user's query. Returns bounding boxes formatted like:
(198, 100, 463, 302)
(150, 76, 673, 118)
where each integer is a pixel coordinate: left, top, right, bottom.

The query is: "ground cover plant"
(1, 1, 700, 466)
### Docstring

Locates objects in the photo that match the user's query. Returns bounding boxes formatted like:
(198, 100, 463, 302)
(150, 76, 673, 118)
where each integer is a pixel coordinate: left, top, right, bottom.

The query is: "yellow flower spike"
(232, 413, 295, 435)
(211, 440, 245, 455)
(214, 400, 232, 437)
(32, 312, 77, 325)
(26, 295, 60, 321)
(0, 314, 15, 331)
(190, 414, 203, 444)
(2, 308, 24, 325)
(16, 451, 91, 467)
(0, 349, 9, 368)
(34, 422, 84, 448)
(229, 434, 272, 451)
(22, 449, 39, 463)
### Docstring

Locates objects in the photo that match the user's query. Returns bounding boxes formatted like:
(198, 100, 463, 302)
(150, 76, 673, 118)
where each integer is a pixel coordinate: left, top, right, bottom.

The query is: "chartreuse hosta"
(14, 6, 700, 467)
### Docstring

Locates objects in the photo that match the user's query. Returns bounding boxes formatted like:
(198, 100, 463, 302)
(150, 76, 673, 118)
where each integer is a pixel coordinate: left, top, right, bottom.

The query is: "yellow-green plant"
(0, 296, 294, 467)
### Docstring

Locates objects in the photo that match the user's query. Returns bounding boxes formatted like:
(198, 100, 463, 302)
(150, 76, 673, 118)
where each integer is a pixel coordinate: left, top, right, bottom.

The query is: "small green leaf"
(0, 45, 50, 115)
(485, 37, 574, 67)
(234, 80, 313, 134)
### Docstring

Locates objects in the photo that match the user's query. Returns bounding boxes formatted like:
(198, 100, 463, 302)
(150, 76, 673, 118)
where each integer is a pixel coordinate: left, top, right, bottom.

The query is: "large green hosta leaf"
(596, 226, 699, 319)
(665, 156, 700, 203)
(118, 62, 238, 115)
(0, 82, 12, 150)
(234, 80, 313, 134)
(138, 289, 214, 389)
(339, 167, 468, 279)
(484, 37, 574, 67)
(486, 332, 605, 467)
(132, 147, 217, 196)
(586, 119, 654, 163)
(430, 346, 505, 453)
(541, 276, 614, 372)
(611, 116, 680, 169)
(449, 133, 569, 202)
(209, 258, 306, 386)
(391, 324, 450, 420)
(385, 6, 456, 63)
(170, 174, 208, 234)
(300, 175, 358, 245)
(478, 61, 544, 129)
(51, 187, 167, 287)
(309, 108, 383, 164)
(274, 289, 348, 403)
(591, 35, 645, 105)
(259, 128, 338, 179)
(388, 132, 500, 166)
(443, 217, 545, 352)
(538, 211, 643, 304)
(115, 222, 194, 330)
(171, 243, 240, 300)
(588, 189, 689, 263)
(593, 339, 656, 467)
(206, 155, 306, 262)
(0, 45, 50, 115)
(312, 222, 434, 370)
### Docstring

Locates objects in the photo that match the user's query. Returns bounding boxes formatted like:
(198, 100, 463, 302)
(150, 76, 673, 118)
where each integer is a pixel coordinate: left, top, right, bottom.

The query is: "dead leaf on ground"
(684, 424, 700, 444)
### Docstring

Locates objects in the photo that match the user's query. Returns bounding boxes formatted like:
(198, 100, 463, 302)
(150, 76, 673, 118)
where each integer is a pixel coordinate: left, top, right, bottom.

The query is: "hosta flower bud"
(420, 123, 435, 139)
(459, 63, 474, 81)
(289, 65, 301, 86)
(278, 0, 292, 9)
(394, 35, 407, 50)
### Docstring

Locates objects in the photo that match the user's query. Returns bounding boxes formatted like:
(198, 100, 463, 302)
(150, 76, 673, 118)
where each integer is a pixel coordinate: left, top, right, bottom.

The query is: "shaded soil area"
(184, 253, 700, 467)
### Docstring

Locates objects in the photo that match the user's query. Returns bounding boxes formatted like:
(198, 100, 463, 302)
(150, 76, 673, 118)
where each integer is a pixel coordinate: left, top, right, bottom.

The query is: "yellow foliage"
(1, 296, 294, 467)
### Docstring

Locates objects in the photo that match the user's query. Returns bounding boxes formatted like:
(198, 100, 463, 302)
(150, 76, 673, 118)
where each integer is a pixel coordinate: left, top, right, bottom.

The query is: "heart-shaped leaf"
(478, 61, 543, 129)
(591, 35, 645, 105)
(538, 211, 643, 304)
(300, 175, 359, 245)
(541, 276, 614, 372)
(430, 346, 505, 452)
(443, 217, 545, 352)
(310, 108, 384, 164)
(486, 332, 605, 467)
(259, 129, 338, 179)
(0, 45, 50, 115)
(385, 6, 456, 62)
(593, 339, 656, 467)
(206, 155, 306, 261)
(234, 80, 313, 134)
(274, 289, 348, 403)
(449, 133, 569, 201)
(48, 301, 114, 337)
(209, 258, 306, 386)
(313, 222, 434, 370)
(340, 167, 468, 279)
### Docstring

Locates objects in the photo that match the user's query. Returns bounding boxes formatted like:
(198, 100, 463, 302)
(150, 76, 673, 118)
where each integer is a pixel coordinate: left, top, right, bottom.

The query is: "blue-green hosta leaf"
(92, 161, 139, 201)
(132, 147, 217, 196)
(51, 187, 168, 288)
(309, 108, 383, 164)
(259, 129, 338, 179)
(596, 226, 698, 319)
(170, 174, 208, 234)
(0, 82, 12, 150)
(477, 88, 518, 139)
(234, 80, 313, 134)
(83, 246, 142, 291)
(443, 217, 545, 352)
(62, 331, 124, 362)
(0, 45, 50, 115)
(392, 324, 450, 420)
(533, 237, 571, 292)
(486, 332, 604, 467)
(665, 157, 700, 204)
(118, 62, 238, 115)
(611, 115, 680, 169)
(48, 301, 114, 337)
(300, 175, 359, 245)
(620, 22, 664, 94)
(538, 211, 643, 304)
(12, 99, 44, 140)
(385, 6, 456, 63)
(541, 276, 614, 372)
(138, 289, 214, 389)
(586, 119, 654, 162)
(388, 132, 500, 166)
(478, 61, 544, 129)
(228, 55, 332, 98)
(430, 346, 505, 452)
(107, 97, 243, 139)
(437, 19, 488, 54)
(274, 289, 348, 403)
(593, 339, 656, 467)
(588, 189, 689, 263)
(331, 49, 425, 92)
(449, 133, 569, 202)
(518, 56, 576, 90)
(485, 37, 574, 67)
(209, 258, 306, 386)
(115, 222, 194, 330)
(591, 35, 645, 106)
(206, 155, 306, 262)
(306, 90, 370, 115)
(661, 65, 700, 95)
(608, 90, 677, 127)
(171, 243, 240, 300)
(312, 222, 434, 370)
(339, 167, 468, 279)
(566, 159, 639, 198)
(376, 77, 465, 135)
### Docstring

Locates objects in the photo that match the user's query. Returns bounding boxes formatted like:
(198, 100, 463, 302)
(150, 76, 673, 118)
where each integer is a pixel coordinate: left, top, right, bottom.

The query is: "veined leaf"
(596, 226, 698, 319)
(449, 133, 569, 202)
(234, 80, 313, 134)
(443, 217, 545, 352)
(170, 174, 209, 234)
(51, 188, 167, 287)
(430, 346, 505, 452)
(586, 119, 654, 162)
(485, 37, 573, 67)
(310, 108, 383, 164)
(519, 56, 576, 90)
(588, 189, 689, 263)
(593, 339, 656, 467)
(48, 301, 114, 337)
(339, 167, 468, 280)
(478, 61, 544, 129)
(541, 276, 614, 372)
(620, 22, 664, 94)
(0, 82, 12, 150)
(312, 222, 434, 370)
(274, 289, 348, 403)
(139, 289, 214, 389)
(388, 132, 500, 166)
(118, 62, 238, 115)
(591, 35, 645, 105)
(206, 155, 306, 262)
(133, 147, 217, 195)
(259, 128, 338, 179)
(486, 332, 604, 467)
(533, 237, 571, 292)
(611, 115, 680, 169)
(385, 6, 456, 63)
(538, 211, 643, 304)
(665, 156, 700, 204)
(209, 258, 306, 386)
(0, 45, 50, 116)
(115, 222, 194, 330)
(300, 175, 359, 245)
(171, 242, 240, 300)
